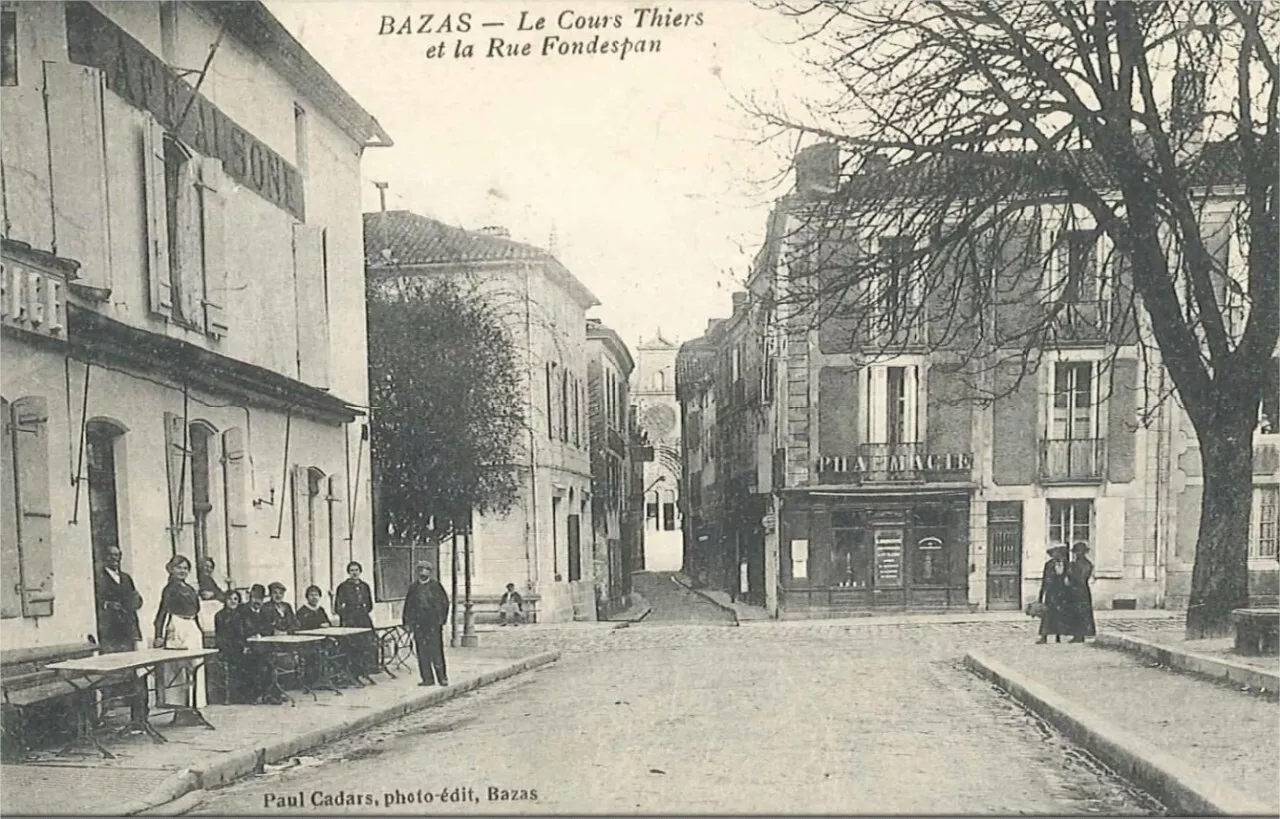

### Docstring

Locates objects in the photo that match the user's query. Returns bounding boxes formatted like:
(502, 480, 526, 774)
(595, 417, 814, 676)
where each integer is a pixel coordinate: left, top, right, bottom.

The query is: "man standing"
(403, 562, 450, 686)
(94, 546, 145, 723)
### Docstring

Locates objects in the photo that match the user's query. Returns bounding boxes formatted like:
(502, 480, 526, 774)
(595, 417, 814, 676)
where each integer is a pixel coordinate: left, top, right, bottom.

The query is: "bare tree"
(748, 0, 1277, 637)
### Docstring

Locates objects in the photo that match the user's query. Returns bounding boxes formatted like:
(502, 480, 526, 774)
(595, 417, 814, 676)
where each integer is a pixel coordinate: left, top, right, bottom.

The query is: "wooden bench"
(1231, 608, 1280, 657)
(464, 593, 542, 625)
(1, 642, 99, 760)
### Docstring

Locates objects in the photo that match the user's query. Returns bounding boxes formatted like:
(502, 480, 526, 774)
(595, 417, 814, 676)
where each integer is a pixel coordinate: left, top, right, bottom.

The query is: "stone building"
(678, 141, 1275, 618)
(1, 1, 390, 655)
(363, 211, 600, 623)
(632, 332, 683, 571)
(586, 318, 637, 615)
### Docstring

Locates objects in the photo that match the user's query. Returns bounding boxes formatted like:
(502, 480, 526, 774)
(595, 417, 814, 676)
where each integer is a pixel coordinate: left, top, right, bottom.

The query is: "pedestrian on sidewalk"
(152, 554, 208, 721)
(498, 582, 525, 626)
(403, 563, 450, 686)
(94, 546, 146, 725)
(334, 561, 376, 675)
(1036, 545, 1072, 644)
(1066, 541, 1097, 642)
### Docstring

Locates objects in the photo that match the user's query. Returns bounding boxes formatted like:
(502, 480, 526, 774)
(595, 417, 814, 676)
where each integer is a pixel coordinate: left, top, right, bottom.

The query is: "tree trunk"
(1185, 422, 1255, 639)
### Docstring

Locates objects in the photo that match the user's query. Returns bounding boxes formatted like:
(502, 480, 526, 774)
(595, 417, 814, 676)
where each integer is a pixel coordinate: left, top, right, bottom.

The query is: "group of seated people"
(202, 562, 377, 704)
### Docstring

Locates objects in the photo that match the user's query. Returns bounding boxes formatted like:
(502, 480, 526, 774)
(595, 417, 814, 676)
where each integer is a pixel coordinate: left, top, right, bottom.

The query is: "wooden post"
(450, 531, 459, 648)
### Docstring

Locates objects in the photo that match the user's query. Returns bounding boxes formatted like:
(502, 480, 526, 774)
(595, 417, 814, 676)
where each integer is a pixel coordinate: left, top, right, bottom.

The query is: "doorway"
(986, 501, 1023, 610)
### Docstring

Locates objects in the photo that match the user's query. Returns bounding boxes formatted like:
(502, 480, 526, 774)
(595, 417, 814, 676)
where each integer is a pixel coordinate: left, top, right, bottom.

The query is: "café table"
(295, 627, 377, 688)
(45, 647, 220, 759)
(373, 624, 415, 679)
(246, 634, 330, 705)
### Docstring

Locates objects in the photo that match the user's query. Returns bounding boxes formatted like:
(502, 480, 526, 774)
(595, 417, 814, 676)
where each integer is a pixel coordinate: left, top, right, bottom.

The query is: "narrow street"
(630, 571, 735, 623)
(191, 580, 1165, 815)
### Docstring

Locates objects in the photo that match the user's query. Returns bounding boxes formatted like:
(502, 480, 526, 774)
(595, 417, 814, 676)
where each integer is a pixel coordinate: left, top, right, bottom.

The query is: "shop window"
(1250, 486, 1278, 560)
(914, 536, 944, 585)
(1, 11, 16, 87)
(832, 513, 871, 589)
(1048, 499, 1092, 549)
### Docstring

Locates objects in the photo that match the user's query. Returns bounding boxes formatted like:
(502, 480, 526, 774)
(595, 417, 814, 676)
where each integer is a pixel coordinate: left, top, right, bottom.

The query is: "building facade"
(586, 318, 636, 615)
(679, 142, 1275, 619)
(1, 1, 389, 654)
(632, 332, 683, 571)
(363, 211, 600, 623)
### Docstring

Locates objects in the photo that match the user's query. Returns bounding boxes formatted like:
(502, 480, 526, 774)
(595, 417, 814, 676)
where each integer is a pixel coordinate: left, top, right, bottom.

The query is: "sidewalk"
(0, 648, 558, 817)
(670, 573, 771, 623)
(967, 637, 1279, 815)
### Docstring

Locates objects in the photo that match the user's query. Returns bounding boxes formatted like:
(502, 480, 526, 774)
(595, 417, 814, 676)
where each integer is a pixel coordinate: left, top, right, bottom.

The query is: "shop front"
(777, 491, 972, 615)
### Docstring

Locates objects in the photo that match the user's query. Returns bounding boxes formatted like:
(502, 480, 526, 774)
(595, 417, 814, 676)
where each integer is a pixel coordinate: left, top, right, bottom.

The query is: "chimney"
(373, 181, 389, 212)
(862, 154, 890, 175)
(478, 225, 511, 238)
(731, 291, 748, 313)
(794, 143, 839, 196)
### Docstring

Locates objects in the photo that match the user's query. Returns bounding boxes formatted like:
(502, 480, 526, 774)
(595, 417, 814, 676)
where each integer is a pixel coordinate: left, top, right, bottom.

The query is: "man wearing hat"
(262, 581, 299, 634)
(403, 563, 450, 686)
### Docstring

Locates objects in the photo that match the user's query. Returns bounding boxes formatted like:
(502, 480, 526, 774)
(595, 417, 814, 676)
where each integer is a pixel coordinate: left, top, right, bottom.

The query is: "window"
(86, 422, 124, 575)
(653, 369, 665, 391)
(1261, 357, 1279, 435)
(1, 11, 16, 87)
(790, 539, 808, 580)
(645, 493, 658, 531)
(662, 501, 675, 531)
(865, 365, 919, 444)
(546, 362, 557, 440)
(1048, 499, 1092, 549)
(1250, 486, 1278, 560)
(551, 496, 561, 579)
(731, 347, 741, 382)
(1049, 362, 1096, 440)
(876, 235, 916, 315)
(567, 513, 582, 581)
(1061, 230, 1099, 302)
(2, 397, 54, 618)
(832, 510, 871, 589)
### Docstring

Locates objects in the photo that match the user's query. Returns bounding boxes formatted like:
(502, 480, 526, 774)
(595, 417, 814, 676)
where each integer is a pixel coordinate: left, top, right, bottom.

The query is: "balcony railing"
(1040, 438, 1105, 482)
(1045, 300, 1110, 343)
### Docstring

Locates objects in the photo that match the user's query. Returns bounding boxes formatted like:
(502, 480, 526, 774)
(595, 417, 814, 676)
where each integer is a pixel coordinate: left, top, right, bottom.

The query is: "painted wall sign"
(65, 2, 306, 221)
(816, 452, 974, 477)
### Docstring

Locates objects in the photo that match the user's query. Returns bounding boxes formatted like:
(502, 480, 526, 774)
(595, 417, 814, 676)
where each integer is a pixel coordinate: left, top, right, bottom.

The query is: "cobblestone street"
(192, 609, 1174, 815)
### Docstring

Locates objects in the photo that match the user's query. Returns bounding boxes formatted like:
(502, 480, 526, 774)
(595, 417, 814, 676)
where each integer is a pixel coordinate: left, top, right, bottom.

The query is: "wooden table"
(246, 635, 330, 705)
(295, 627, 376, 688)
(45, 647, 219, 758)
(374, 625, 415, 679)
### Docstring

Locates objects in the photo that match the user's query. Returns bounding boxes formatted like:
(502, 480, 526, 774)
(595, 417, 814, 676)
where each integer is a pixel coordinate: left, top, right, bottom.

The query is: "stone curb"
(669, 574, 740, 626)
(1095, 632, 1280, 697)
(604, 592, 653, 624)
(964, 650, 1273, 816)
(107, 651, 561, 817)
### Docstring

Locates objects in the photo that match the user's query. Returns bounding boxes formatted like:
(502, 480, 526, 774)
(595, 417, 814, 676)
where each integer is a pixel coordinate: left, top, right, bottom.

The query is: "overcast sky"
(265, 0, 820, 348)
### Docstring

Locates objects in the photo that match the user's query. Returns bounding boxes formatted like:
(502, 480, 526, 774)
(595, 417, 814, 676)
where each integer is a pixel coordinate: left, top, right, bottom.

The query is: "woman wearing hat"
(1066, 541, 1097, 642)
(1036, 544, 1072, 644)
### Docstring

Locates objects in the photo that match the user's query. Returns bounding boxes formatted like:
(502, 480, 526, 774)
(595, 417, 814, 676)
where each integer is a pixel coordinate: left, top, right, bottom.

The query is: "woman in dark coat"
(334, 562, 376, 674)
(214, 590, 252, 703)
(1036, 545, 1072, 644)
(1067, 541, 1097, 642)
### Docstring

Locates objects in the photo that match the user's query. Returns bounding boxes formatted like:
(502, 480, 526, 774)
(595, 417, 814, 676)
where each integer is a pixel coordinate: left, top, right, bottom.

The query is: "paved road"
(192, 616, 1167, 815)
(631, 571, 735, 623)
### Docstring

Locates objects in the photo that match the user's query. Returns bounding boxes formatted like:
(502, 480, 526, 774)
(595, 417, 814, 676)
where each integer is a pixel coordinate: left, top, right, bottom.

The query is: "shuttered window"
(5, 397, 54, 618)
(222, 428, 248, 586)
(141, 115, 228, 338)
(163, 412, 189, 556)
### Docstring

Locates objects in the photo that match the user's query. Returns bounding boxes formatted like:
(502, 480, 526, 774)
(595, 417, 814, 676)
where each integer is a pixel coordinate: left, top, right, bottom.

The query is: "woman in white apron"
(152, 554, 208, 720)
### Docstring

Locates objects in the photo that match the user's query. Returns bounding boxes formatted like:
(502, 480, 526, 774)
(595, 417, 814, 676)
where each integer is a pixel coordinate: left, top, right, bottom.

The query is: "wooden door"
(986, 501, 1023, 610)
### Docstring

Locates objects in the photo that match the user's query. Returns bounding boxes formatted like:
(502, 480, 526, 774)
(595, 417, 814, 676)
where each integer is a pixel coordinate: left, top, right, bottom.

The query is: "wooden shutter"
(174, 153, 204, 324)
(992, 361, 1038, 486)
(1, 398, 22, 618)
(221, 427, 248, 586)
(142, 116, 172, 316)
(291, 224, 329, 388)
(1107, 359, 1138, 484)
(13, 397, 54, 617)
(200, 158, 229, 338)
(291, 465, 312, 597)
(44, 61, 111, 291)
(926, 363, 972, 454)
(163, 412, 188, 555)
(817, 366, 859, 455)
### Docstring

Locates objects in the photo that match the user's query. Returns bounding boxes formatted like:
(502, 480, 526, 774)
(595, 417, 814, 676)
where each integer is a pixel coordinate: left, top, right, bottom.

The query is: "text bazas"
(377, 8, 704, 35)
